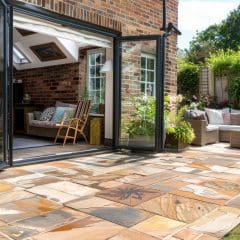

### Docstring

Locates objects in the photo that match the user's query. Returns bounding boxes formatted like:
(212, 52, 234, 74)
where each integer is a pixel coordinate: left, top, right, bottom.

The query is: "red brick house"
(0, 0, 179, 166)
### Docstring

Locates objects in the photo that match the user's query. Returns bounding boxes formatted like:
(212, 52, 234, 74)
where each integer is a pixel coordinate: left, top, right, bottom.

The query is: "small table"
(230, 131, 240, 148)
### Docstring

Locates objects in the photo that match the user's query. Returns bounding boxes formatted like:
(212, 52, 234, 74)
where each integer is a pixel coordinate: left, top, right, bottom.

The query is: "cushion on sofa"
(206, 125, 219, 132)
(33, 111, 42, 120)
(205, 108, 224, 125)
(39, 107, 55, 121)
(230, 113, 240, 125)
(30, 120, 59, 128)
(55, 101, 77, 109)
(184, 110, 208, 123)
(231, 109, 240, 114)
(222, 112, 231, 125)
(51, 107, 75, 122)
(216, 124, 240, 131)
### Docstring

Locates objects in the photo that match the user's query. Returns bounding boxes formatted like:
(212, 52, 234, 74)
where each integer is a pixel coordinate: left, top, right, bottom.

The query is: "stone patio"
(0, 143, 240, 239)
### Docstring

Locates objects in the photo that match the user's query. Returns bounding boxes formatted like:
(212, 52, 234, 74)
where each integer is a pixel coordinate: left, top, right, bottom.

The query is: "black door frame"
(0, 0, 12, 167)
(114, 35, 165, 152)
(1, 0, 165, 166)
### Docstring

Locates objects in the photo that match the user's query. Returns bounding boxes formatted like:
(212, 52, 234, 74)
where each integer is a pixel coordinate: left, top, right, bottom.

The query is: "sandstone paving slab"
(31, 216, 124, 240)
(131, 171, 180, 187)
(9, 176, 61, 189)
(200, 179, 240, 198)
(171, 184, 232, 205)
(12, 208, 88, 232)
(186, 162, 211, 171)
(4, 173, 46, 185)
(67, 195, 152, 227)
(96, 183, 164, 206)
(28, 181, 99, 203)
(199, 170, 240, 182)
(137, 194, 218, 223)
(171, 228, 219, 240)
(108, 229, 159, 240)
(151, 180, 188, 193)
(226, 194, 240, 209)
(0, 169, 31, 180)
(0, 182, 17, 193)
(173, 167, 202, 174)
(0, 226, 37, 240)
(17, 164, 58, 174)
(0, 196, 61, 223)
(132, 215, 186, 239)
(0, 191, 34, 205)
(43, 168, 92, 179)
(172, 229, 203, 240)
(47, 161, 79, 169)
(172, 174, 213, 185)
(188, 206, 240, 238)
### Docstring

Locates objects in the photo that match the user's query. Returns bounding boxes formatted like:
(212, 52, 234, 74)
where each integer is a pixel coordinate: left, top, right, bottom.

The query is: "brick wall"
(13, 49, 89, 106)
(17, 0, 179, 95)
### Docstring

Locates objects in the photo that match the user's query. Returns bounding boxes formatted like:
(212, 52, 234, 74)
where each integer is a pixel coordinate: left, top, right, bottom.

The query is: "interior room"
(12, 12, 114, 162)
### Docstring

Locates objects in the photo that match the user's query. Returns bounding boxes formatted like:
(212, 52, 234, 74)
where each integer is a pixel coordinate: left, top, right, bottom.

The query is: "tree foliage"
(186, 5, 240, 63)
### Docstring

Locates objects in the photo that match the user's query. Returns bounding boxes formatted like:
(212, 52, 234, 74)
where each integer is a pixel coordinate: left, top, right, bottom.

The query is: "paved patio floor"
(0, 143, 240, 240)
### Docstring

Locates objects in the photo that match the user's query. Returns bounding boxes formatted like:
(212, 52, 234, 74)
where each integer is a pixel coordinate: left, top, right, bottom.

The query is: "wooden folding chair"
(54, 100, 91, 146)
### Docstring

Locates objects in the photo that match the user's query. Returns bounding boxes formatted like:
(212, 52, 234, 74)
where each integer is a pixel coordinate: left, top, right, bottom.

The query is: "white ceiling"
(13, 14, 112, 70)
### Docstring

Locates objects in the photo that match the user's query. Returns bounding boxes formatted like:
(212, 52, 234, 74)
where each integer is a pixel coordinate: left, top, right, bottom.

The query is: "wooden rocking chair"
(54, 100, 91, 146)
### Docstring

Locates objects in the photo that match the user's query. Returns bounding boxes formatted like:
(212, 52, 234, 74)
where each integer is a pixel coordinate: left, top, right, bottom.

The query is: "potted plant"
(126, 95, 155, 147)
(164, 96, 195, 151)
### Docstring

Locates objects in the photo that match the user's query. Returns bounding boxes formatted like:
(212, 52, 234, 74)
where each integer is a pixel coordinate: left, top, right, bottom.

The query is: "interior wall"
(13, 49, 89, 106)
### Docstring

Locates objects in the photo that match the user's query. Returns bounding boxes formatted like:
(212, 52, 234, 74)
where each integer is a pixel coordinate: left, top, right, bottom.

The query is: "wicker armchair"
(188, 119, 219, 146)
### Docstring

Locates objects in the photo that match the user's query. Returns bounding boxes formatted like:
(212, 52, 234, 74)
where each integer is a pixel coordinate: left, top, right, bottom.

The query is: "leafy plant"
(127, 95, 156, 137)
(165, 97, 195, 144)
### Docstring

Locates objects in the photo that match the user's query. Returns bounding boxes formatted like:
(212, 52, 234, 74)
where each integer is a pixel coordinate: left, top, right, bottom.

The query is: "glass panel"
(147, 58, 155, 70)
(90, 54, 95, 66)
(0, 6, 4, 163)
(119, 40, 157, 149)
(141, 57, 146, 68)
(147, 71, 154, 82)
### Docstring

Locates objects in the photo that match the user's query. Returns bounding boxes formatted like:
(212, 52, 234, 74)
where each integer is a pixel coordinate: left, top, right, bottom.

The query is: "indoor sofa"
(27, 101, 76, 138)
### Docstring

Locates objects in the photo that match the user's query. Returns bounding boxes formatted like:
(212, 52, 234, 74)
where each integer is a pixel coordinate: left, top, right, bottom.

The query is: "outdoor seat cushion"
(206, 125, 219, 132)
(30, 120, 59, 128)
(205, 108, 224, 125)
(209, 124, 240, 131)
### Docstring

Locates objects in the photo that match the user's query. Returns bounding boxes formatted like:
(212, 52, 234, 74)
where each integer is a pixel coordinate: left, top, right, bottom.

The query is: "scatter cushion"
(222, 112, 231, 125)
(39, 107, 55, 121)
(55, 101, 77, 109)
(33, 111, 42, 120)
(63, 108, 76, 121)
(184, 110, 208, 123)
(230, 113, 240, 125)
(205, 108, 224, 125)
(51, 107, 75, 123)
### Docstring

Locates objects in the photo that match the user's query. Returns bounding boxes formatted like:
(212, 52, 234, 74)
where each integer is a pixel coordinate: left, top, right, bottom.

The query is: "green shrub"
(177, 63, 199, 99)
(229, 77, 240, 108)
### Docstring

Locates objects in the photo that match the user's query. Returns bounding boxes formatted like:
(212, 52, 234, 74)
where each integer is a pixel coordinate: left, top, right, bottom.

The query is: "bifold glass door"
(116, 35, 164, 151)
(0, 1, 12, 166)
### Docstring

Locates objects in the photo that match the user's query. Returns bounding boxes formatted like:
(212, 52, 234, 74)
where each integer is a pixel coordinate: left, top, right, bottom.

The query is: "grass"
(223, 224, 240, 240)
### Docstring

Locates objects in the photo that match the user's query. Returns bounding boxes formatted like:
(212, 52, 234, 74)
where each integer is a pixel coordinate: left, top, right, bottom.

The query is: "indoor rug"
(13, 136, 58, 150)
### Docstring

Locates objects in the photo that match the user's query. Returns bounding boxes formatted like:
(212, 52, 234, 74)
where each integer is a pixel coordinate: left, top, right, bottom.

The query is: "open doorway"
(12, 12, 114, 162)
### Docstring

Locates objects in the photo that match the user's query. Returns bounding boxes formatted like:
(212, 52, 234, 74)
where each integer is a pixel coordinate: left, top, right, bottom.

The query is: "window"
(140, 53, 156, 96)
(87, 49, 105, 113)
